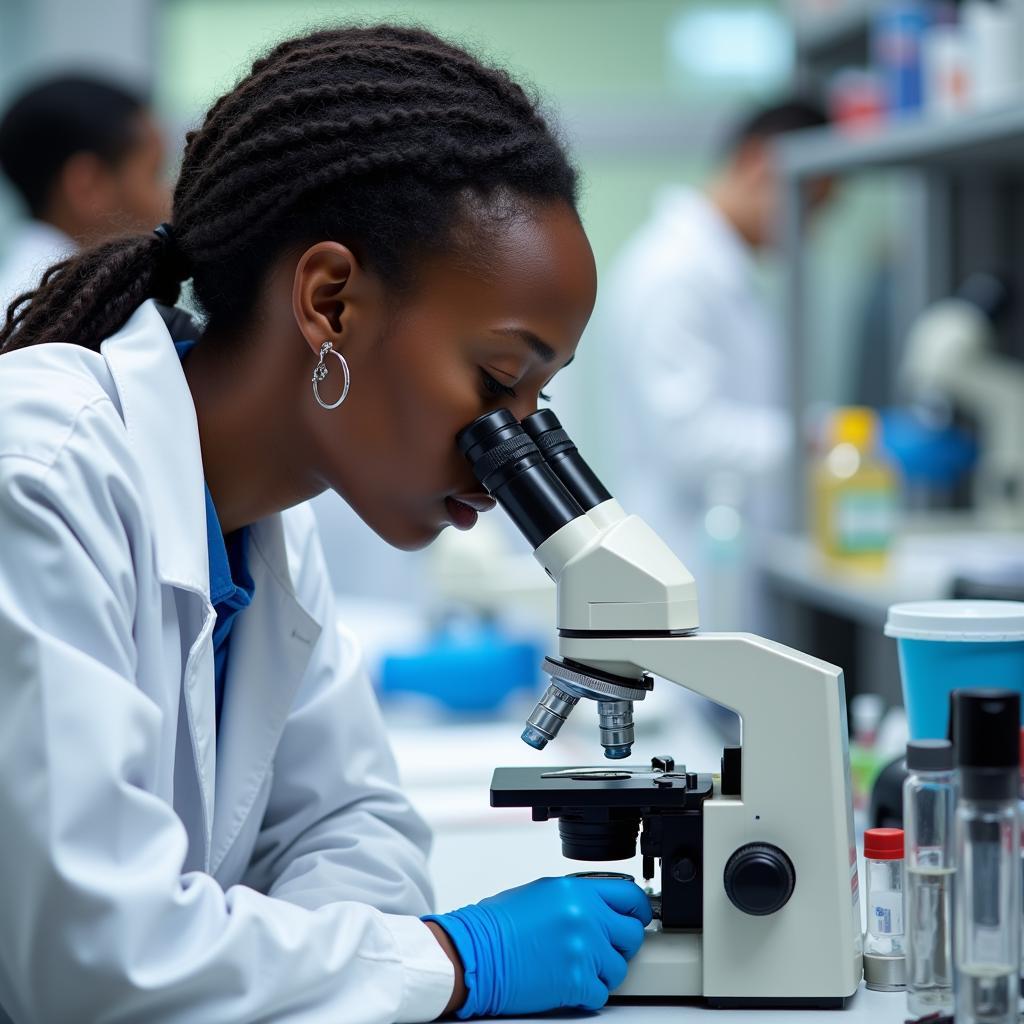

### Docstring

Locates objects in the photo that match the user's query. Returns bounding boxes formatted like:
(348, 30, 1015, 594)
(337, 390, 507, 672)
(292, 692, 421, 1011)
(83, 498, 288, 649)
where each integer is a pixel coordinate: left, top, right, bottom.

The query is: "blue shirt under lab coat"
(175, 340, 254, 727)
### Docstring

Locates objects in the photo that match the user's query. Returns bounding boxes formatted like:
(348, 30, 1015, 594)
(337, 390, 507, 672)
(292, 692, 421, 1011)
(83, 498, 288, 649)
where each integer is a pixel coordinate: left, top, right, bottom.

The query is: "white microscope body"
(536, 499, 862, 1004)
(459, 409, 862, 1007)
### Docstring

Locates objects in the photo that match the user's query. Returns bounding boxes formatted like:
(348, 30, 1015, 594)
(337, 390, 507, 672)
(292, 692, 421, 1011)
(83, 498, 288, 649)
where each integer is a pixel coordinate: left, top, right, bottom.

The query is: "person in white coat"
(0, 75, 170, 314)
(0, 26, 651, 1024)
(605, 100, 831, 633)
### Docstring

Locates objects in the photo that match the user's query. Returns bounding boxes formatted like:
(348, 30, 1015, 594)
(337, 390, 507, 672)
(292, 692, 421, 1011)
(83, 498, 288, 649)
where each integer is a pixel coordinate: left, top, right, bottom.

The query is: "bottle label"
(835, 491, 895, 554)
(870, 890, 903, 935)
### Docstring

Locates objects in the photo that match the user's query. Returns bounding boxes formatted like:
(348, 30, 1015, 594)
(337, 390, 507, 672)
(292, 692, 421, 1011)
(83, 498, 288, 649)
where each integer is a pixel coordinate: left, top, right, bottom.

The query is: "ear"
(291, 242, 359, 359)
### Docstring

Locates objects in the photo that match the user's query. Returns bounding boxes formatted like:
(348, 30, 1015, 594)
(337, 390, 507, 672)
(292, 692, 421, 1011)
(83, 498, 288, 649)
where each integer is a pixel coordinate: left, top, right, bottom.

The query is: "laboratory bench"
(492, 986, 897, 1022)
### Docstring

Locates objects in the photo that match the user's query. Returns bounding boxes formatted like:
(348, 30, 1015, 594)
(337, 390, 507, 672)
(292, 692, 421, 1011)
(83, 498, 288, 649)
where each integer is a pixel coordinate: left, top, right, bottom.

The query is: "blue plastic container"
(380, 620, 541, 714)
(885, 601, 1024, 739)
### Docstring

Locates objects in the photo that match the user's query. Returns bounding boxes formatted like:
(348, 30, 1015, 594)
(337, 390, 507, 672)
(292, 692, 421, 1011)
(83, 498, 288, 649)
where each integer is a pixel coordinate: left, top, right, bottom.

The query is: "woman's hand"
(425, 875, 652, 1019)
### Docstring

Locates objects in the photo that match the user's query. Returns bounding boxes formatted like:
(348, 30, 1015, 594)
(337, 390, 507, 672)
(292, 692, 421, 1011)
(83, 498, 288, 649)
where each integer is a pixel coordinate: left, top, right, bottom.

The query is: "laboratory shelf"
(778, 104, 1024, 179)
(791, 0, 878, 61)
(757, 526, 1024, 627)
(757, 532, 946, 628)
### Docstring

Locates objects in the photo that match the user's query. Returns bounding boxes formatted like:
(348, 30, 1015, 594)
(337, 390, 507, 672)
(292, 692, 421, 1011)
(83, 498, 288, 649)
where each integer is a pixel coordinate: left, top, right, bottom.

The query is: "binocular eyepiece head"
(456, 409, 585, 550)
(456, 407, 614, 550)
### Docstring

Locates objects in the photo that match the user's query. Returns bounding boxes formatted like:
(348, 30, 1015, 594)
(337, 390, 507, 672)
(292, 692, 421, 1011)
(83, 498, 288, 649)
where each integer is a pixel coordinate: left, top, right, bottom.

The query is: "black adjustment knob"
(723, 843, 795, 917)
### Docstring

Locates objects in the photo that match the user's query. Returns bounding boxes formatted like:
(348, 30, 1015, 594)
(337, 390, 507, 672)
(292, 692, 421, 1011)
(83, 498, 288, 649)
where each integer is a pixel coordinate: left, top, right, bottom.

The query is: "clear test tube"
(953, 690, 1021, 1024)
(903, 739, 956, 1017)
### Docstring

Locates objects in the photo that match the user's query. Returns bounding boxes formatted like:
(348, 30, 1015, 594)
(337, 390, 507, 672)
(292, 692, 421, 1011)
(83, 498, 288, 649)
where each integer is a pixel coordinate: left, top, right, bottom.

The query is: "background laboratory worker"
(0, 74, 170, 315)
(0, 25, 650, 1024)
(606, 99, 831, 632)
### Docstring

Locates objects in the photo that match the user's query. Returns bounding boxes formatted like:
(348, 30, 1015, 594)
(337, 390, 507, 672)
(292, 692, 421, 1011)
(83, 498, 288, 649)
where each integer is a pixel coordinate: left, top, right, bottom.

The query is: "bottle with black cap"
(903, 739, 956, 1016)
(953, 689, 1021, 1024)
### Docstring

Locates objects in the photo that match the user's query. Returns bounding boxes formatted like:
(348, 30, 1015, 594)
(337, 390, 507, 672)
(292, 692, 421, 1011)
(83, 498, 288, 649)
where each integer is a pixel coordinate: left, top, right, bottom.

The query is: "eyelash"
(481, 371, 551, 403)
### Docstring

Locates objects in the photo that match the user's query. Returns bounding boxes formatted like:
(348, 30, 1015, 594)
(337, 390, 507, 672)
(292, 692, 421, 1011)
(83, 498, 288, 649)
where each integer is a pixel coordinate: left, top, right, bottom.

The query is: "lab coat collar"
(99, 300, 310, 606)
(100, 300, 210, 597)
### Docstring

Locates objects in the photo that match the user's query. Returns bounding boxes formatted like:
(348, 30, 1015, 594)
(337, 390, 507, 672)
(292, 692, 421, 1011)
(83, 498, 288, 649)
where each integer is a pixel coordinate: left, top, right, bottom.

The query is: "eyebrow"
(492, 326, 554, 361)
(490, 326, 574, 368)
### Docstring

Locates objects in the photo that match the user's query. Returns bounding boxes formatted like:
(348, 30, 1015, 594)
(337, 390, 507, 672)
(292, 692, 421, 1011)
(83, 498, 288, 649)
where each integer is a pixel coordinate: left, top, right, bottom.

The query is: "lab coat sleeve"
(242, 507, 438, 919)
(630, 284, 793, 481)
(0, 402, 452, 1024)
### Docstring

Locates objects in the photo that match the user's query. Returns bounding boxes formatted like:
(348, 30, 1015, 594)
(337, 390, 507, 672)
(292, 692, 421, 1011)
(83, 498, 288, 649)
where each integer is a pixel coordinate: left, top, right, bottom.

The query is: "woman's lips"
(445, 493, 495, 530)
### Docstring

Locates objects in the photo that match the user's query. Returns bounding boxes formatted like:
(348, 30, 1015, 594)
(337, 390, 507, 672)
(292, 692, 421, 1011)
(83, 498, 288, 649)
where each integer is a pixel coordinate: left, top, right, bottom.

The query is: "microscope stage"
(490, 765, 714, 810)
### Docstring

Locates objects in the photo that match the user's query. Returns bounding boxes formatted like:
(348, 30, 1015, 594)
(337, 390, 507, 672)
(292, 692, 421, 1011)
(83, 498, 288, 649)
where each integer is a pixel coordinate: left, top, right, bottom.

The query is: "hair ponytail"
(1, 233, 187, 353)
(1, 23, 577, 354)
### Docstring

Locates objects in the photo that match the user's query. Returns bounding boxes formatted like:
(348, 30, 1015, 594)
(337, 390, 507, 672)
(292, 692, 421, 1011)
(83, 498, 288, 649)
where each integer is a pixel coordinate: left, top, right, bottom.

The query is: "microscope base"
(613, 927, 701, 997)
(614, 927, 855, 1006)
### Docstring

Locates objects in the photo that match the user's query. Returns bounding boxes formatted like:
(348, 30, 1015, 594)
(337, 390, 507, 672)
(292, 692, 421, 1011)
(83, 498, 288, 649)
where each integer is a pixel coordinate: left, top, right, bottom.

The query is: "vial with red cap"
(864, 827, 906, 962)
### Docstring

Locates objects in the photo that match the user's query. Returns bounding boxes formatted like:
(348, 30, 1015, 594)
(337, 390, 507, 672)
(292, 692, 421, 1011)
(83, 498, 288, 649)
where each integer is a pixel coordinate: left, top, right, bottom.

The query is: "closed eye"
(481, 370, 516, 399)
(482, 370, 553, 404)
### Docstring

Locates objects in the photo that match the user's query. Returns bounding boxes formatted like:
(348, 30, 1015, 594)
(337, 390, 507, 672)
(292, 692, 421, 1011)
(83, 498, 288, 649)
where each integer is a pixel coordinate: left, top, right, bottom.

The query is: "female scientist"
(0, 25, 650, 1024)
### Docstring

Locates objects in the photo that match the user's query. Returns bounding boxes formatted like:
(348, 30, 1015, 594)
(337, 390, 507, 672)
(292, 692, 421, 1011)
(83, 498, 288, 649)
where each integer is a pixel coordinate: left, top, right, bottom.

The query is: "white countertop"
(493, 987, 900, 1023)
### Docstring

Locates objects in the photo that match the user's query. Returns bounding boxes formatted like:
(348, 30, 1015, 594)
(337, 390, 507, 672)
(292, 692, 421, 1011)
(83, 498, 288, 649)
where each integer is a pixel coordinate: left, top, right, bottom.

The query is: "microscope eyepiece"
(457, 410, 585, 550)
(521, 409, 612, 512)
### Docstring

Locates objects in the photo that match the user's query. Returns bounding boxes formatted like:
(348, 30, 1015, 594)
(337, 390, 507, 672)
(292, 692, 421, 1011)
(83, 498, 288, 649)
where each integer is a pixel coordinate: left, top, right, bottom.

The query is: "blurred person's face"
(734, 139, 834, 249)
(56, 111, 170, 242)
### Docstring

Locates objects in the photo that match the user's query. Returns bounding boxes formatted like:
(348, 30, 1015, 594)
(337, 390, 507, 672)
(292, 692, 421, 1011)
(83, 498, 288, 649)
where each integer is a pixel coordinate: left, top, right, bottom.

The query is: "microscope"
(457, 409, 862, 1008)
(901, 273, 1024, 527)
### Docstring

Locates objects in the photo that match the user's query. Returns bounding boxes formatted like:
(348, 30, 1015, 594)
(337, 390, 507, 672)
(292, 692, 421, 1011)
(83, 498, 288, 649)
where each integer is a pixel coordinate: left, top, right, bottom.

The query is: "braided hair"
(0, 24, 579, 353)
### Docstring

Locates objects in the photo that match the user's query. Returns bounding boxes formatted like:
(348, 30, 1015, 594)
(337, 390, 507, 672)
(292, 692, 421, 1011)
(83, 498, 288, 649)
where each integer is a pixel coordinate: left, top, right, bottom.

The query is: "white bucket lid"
(885, 600, 1024, 642)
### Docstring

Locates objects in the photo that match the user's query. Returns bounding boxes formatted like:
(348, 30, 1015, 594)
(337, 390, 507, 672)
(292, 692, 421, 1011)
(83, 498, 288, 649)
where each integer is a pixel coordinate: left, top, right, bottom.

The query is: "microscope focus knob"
(723, 843, 795, 917)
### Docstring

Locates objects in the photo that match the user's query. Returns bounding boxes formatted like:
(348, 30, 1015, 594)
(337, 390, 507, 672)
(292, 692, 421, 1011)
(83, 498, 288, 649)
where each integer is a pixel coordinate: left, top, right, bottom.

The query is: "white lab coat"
(0, 301, 453, 1023)
(0, 220, 74, 315)
(605, 186, 792, 631)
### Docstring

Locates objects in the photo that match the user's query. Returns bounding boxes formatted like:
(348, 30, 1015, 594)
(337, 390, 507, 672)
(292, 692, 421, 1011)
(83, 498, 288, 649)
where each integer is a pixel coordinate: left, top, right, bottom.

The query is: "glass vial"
(865, 828, 906, 956)
(954, 689, 1021, 1024)
(903, 739, 956, 1017)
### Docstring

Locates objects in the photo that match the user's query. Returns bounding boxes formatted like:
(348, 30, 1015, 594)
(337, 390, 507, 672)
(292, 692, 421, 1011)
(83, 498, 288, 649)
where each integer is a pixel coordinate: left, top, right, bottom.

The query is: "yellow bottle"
(812, 407, 897, 571)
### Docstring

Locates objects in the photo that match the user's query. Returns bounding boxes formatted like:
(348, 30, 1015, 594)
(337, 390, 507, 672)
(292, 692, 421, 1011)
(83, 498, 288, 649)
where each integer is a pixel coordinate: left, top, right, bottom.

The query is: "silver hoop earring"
(312, 341, 350, 410)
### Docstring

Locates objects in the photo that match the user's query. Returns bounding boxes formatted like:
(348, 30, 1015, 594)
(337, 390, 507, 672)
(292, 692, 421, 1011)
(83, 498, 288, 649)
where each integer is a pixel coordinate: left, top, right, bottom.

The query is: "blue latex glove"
(425, 875, 652, 1018)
